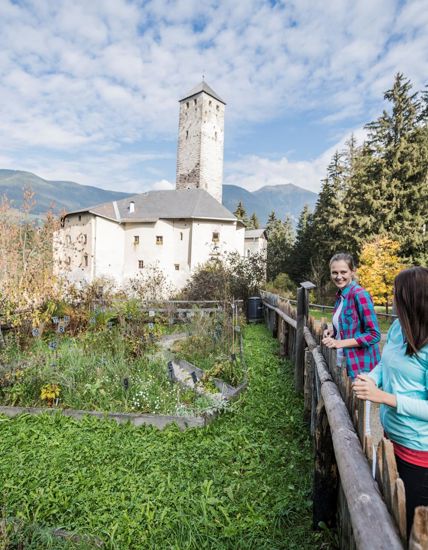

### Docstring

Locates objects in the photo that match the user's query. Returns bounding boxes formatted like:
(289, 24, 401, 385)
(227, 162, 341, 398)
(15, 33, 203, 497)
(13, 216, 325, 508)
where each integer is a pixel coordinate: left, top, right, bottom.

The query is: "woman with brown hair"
(353, 266, 428, 537)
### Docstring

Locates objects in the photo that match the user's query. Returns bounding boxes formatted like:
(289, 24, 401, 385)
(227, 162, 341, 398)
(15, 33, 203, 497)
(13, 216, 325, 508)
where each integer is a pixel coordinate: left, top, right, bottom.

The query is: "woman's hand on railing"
(353, 375, 397, 408)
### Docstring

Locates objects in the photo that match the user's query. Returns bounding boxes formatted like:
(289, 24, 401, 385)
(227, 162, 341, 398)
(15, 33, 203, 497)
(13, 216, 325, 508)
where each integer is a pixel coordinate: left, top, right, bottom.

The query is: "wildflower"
(32, 328, 40, 337)
(52, 316, 59, 324)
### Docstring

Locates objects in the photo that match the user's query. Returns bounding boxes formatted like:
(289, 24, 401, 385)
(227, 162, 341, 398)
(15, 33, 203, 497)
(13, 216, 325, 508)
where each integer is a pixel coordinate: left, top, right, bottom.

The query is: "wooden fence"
(261, 286, 428, 550)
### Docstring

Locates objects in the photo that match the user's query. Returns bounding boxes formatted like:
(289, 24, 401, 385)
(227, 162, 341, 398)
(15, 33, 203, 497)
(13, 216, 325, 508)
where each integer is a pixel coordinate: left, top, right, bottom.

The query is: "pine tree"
(288, 204, 314, 284)
(266, 216, 294, 281)
(362, 73, 428, 263)
(233, 201, 249, 226)
(309, 150, 349, 287)
(248, 212, 260, 229)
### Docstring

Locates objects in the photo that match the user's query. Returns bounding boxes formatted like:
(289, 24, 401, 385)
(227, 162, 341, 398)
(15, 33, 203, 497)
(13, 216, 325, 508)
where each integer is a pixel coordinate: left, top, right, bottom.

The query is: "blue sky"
(0, 0, 427, 194)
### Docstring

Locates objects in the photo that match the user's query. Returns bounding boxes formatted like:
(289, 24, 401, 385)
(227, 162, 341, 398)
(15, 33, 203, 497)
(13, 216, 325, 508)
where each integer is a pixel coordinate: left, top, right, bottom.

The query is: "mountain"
(0, 169, 317, 224)
(0, 169, 132, 215)
(223, 183, 317, 225)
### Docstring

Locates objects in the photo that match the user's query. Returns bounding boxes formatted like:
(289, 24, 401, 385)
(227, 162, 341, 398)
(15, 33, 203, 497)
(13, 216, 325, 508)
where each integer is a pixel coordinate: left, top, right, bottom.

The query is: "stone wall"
(176, 91, 224, 203)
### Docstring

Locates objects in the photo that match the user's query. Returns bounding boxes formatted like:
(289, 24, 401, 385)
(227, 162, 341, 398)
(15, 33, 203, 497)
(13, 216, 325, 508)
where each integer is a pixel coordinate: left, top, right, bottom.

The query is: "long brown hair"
(394, 267, 428, 356)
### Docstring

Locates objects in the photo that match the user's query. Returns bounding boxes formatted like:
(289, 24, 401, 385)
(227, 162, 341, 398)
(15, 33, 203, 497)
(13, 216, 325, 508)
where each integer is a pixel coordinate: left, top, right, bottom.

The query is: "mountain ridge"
(0, 169, 318, 224)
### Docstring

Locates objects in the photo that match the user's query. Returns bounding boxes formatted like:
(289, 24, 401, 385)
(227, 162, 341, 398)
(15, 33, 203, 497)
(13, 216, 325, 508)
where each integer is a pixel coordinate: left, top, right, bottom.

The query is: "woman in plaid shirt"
(322, 252, 381, 379)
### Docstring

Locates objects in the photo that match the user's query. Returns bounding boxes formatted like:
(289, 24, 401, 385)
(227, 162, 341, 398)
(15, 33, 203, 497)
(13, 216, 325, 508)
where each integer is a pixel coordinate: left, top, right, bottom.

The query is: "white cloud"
(151, 179, 174, 190)
(0, 0, 426, 191)
(225, 127, 369, 193)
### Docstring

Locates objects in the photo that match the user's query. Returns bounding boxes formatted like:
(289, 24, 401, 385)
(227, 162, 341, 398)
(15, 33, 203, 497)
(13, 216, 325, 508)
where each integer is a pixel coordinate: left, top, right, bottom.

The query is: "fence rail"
(261, 286, 427, 550)
(270, 295, 397, 319)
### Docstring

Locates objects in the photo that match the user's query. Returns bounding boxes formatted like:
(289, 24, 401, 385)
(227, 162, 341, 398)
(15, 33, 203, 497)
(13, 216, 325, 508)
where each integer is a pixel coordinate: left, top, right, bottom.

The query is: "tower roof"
(179, 81, 226, 104)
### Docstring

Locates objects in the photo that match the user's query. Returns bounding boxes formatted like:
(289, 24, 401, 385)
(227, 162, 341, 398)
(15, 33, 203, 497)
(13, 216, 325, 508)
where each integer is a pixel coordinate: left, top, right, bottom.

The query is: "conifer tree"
(288, 204, 314, 284)
(266, 216, 294, 281)
(248, 212, 260, 229)
(233, 201, 249, 226)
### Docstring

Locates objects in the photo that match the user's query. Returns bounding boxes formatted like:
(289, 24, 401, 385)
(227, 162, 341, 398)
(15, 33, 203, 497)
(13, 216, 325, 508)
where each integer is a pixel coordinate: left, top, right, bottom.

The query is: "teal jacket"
(368, 320, 428, 451)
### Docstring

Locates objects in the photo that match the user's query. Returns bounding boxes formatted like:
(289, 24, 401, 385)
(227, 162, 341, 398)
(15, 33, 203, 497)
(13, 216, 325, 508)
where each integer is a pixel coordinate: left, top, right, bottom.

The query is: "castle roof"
(179, 81, 226, 105)
(64, 188, 237, 223)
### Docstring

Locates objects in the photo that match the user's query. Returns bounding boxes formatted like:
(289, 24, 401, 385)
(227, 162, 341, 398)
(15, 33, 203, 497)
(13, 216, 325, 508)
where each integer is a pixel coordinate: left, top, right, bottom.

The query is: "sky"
(0, 0, 427, 195)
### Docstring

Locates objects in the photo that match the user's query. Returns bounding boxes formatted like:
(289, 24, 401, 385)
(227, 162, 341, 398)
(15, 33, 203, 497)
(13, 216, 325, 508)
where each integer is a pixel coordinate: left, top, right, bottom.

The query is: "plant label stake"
(167, 361, 175, 383)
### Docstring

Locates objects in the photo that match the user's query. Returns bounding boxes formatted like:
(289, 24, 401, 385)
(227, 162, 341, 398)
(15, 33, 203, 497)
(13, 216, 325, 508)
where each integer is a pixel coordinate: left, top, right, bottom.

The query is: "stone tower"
(176, 81, 225, 203)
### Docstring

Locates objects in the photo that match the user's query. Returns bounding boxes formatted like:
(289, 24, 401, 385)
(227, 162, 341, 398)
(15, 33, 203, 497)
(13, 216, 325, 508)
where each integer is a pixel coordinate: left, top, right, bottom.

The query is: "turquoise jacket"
(368, 320, 428, 451)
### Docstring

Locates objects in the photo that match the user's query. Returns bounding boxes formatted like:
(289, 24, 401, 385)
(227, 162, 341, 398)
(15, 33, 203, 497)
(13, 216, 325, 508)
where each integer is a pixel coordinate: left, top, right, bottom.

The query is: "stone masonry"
(176, 82, 225, 203)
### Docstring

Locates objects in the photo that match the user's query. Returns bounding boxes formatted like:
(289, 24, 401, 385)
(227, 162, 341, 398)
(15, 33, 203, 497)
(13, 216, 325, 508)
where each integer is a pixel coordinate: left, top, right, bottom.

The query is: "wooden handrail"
(262, 300, 297, 329)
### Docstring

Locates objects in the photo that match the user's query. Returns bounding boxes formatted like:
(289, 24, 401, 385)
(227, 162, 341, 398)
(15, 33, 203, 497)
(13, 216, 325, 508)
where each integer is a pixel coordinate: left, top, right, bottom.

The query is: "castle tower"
(176, 81, 225, 203)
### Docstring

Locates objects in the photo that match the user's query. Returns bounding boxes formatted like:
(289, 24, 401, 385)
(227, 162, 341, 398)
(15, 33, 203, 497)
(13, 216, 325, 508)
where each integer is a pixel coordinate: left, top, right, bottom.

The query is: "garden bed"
(0, 307, 247, 428)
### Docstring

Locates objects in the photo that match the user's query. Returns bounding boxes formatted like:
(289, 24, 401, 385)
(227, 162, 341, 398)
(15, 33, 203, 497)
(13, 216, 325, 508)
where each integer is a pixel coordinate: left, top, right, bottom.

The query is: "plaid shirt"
(333, 281, 381, 379)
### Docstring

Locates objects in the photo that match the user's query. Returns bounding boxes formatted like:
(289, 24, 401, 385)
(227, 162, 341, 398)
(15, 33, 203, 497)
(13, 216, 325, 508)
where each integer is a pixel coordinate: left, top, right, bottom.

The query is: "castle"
(54, 82, 265, 290)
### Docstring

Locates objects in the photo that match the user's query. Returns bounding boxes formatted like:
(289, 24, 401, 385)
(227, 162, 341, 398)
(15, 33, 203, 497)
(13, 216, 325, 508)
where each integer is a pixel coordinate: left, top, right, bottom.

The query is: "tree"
(181, 252, 266, 303)
(346, 74, 428, 264)
(233, 201, 249, 226)
(308, 151, 349, 288)
(248, 212, 260, 229)
(288, 204, 314, 284)
(265, 216, 294, 281)
(358, 236, 405, 313)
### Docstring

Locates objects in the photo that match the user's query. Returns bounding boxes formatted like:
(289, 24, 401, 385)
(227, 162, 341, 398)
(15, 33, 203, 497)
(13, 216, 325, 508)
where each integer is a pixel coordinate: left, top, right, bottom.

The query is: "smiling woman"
(322, 252, 381, 379)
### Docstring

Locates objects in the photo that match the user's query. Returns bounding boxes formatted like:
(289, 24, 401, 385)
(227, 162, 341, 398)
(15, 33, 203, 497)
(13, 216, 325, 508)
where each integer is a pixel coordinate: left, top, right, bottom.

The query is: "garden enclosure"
(261, 287, 428, 550)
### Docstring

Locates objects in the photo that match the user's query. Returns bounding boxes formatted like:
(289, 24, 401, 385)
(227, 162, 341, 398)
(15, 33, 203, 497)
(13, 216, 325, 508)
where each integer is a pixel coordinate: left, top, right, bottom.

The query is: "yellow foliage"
(40, 384, 61, 405)
(358, 236, 405, 307)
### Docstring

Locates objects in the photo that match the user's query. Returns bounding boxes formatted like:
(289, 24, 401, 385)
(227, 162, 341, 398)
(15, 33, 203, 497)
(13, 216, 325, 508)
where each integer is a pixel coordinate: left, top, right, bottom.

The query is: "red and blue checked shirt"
(332, 281, 381, 379)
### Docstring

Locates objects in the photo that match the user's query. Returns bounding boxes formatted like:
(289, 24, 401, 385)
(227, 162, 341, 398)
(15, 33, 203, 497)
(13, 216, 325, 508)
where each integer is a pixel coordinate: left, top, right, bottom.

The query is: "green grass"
(0, 325, 330, 549)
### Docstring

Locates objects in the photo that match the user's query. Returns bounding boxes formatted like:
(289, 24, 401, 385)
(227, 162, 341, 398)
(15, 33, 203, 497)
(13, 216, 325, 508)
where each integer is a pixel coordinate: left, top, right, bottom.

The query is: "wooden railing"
(261, 286, 428, 550)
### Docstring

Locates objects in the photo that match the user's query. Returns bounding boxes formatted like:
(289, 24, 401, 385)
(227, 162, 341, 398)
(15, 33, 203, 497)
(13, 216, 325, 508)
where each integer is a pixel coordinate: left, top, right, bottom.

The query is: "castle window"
(83, 234, 87, 244)
(209, 100, 212, 106)
(134, 235, 139, 245)
(138, 260, 144, 269)
(186, 130, 189, 139)
(212, 232, 219, 243)
(194, 99, 197, 105)
(186, 102, 189, 109)
(156, 236, 163, 245)
(174, 264, 180, 271)
(84, 254, 88, 267)
(180, 232, 183, 241)
(78, 215, 82, 221)
(216, 104, 219, 111)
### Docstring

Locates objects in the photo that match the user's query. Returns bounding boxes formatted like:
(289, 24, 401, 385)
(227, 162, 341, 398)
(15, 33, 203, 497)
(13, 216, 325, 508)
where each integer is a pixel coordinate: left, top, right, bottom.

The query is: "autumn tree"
(0, 188, 61, 318)
(358, 236, 405, 313)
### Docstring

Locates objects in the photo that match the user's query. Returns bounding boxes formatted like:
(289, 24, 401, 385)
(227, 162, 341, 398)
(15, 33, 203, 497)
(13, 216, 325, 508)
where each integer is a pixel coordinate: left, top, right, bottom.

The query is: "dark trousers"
(395, 454, 428, 539)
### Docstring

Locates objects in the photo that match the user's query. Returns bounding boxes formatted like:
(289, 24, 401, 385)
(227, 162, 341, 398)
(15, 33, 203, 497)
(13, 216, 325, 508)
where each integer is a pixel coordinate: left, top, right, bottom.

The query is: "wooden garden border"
(261, 286, 428, 550)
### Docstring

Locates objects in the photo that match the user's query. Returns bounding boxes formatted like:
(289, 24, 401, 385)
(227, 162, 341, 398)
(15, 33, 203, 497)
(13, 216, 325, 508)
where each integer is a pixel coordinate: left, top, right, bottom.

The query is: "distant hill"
(223, 183, 317, 225)
(0, 169, 132, 215)
(0, 169, 317, 224)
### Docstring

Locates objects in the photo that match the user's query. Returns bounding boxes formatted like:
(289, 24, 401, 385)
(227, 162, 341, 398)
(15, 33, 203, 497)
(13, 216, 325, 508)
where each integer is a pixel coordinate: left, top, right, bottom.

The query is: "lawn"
(0, 324, 330, 549)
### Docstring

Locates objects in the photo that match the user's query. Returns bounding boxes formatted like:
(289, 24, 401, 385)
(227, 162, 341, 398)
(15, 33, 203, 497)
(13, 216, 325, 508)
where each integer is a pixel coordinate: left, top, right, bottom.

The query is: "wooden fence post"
(313, 396, 338, 529)
(294, 281, 315, 393)
(409, 507, 428, 550)
(295, 287, 305, 392)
